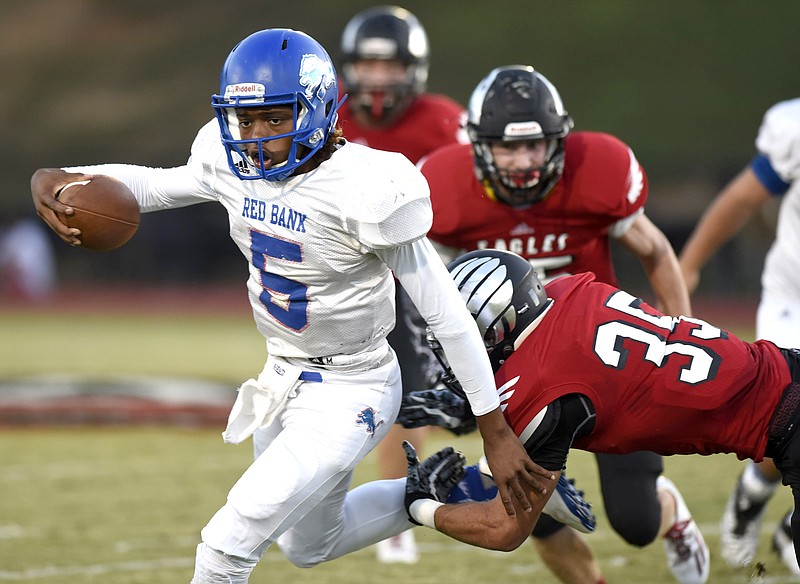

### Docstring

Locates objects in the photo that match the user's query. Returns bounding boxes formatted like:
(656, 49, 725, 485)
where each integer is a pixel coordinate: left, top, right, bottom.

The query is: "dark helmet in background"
(447, 249, 552, 372)
(340, 5, 429, 121)
(467, 65, 573, 207)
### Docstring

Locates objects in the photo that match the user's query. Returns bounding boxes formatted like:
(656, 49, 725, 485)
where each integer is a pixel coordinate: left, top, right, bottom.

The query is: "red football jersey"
(337, 93, 466, 164)
(421, 132, 648, 285)
(498, 273, 790, 461)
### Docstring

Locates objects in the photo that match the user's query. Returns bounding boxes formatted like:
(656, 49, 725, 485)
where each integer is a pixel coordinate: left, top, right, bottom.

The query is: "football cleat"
(542, 472, 597, 534)
(447, 456, 596, 533)
(446, 458, 498, 504)
(659, 476, 709, 584)
(772, 510, 800, 575)
(719, 471, 769, 567)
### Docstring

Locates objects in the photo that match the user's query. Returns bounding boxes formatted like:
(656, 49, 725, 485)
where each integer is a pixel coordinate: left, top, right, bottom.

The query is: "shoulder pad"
(351, 150, 433, 249)
(187, 119, 224, 174)
(567, 132, 647, 213)
(190, 119, 221, 156)
(756, 99, 800, 181)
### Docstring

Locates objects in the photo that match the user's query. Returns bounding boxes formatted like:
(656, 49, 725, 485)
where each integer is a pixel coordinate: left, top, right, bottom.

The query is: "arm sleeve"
(63, 120, 219, 212)
(430, 239, 462, 266)
(608, 207, 645, 239)
(751, 154, 792, 196)
(61, 163, 216, 213)
(376, 237, 501, 416)
(523, 394, 596, 471)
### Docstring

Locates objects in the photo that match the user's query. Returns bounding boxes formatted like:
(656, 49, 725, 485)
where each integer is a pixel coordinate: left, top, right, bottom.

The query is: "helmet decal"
(504, 121, 543, 138)
(299, 54, 335, 100)
(223, 83, 266, 101)
(443, 250, 552, 372)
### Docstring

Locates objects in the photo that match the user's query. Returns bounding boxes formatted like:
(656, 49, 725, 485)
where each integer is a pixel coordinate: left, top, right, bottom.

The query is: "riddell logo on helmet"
(504, 121, 543, 137)
(224, 83, 266, 99)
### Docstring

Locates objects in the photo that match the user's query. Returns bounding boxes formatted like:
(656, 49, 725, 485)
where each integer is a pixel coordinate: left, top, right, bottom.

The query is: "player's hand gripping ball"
(56, 176, 140, 251)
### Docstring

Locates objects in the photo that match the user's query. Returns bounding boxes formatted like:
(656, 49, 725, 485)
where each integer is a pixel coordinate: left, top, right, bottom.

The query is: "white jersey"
(756, 98, 800, 301)
(66, 120, 500, 414)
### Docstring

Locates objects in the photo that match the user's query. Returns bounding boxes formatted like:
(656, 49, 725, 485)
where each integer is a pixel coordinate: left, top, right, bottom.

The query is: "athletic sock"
(741, 461, 780, 503)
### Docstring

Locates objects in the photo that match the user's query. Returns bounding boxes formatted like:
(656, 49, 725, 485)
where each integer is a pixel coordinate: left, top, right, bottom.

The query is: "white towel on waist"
(222, 356, 305, 444)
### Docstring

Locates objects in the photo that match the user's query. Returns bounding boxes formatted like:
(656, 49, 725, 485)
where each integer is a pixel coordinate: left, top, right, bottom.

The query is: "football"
(56, 175, 140, 251)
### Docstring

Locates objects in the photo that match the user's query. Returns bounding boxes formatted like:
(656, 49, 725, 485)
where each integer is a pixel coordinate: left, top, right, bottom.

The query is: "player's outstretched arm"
(679, 167, 771, 295)
(31, 168, 93, 245)
(618, 213, 690, 317)
(405, 441, 558, 551)
(475, 408, 554, 516)
(383, 238, 551, 515)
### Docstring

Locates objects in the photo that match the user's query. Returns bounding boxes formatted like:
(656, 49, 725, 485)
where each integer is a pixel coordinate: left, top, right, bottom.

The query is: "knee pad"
(596, 452, 662, 546)
(607, 515, 659, 548)
(278, 532, 325, 569)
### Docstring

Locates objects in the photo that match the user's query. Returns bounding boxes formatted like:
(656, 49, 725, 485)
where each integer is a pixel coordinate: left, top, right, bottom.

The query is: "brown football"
(56, 175, 140, 251)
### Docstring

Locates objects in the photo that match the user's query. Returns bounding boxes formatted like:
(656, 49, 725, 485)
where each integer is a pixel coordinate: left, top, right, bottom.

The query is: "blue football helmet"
(212, 29, 344, 181)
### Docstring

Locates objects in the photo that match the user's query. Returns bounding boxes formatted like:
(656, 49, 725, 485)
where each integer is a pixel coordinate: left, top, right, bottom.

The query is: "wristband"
(409, 499, 444, 529)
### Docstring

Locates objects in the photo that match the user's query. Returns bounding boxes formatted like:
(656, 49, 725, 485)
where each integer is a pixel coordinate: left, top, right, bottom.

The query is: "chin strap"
(480, 179, 500, 202)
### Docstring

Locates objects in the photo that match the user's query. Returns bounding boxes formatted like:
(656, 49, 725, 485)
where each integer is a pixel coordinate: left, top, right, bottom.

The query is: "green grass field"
(1, 304, 797, 583)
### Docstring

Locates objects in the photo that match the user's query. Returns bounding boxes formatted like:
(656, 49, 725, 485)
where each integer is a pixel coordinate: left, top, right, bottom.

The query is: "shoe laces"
(664, 519, 696, 561)
(567, 477, 585, 497)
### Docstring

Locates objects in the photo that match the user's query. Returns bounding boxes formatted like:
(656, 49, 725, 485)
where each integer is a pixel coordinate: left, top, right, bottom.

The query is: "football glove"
(398, 388, 477, 435)
(403, 441, 466, 525)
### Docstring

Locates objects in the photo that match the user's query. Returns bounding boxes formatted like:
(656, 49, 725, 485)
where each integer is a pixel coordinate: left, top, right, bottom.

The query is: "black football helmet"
(340, 5, 429, 122)
(431, 249, 553, 374)
(467, 65, 573, 207)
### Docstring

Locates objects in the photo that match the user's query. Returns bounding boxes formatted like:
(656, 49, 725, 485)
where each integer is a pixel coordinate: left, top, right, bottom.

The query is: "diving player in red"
(419, 66, 698, 584)
(335, 5, 468, 564)
(401, 249, 800, 582)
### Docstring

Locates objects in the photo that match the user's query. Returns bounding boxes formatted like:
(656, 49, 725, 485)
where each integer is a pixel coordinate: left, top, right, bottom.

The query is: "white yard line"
(0, 558, 193, 580)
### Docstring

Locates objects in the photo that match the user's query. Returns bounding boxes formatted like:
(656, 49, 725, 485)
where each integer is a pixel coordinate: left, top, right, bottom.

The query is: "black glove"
(398, 388, 477, 435)
(403, 440, 466, 525)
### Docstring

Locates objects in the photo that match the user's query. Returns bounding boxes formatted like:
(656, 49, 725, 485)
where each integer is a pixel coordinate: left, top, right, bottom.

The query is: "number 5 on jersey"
(251, 230, 309, 331)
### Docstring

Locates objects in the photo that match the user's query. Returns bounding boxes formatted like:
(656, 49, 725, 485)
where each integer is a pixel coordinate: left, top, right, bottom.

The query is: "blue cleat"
(545, 473, 597, 534)
(447, 456, 596, 534)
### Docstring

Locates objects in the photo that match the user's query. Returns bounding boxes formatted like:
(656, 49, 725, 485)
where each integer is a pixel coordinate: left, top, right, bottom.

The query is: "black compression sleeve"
(522, 394, 595, 471)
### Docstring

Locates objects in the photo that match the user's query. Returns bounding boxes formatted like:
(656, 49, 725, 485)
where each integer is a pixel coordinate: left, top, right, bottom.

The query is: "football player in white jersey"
(30, 28, 550, 583)
(680, 98, 800, 574)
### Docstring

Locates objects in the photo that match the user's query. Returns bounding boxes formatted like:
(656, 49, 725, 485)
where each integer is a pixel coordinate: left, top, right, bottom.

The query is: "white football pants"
(196, 351, 412, 579)
(757, 291, 800, 348)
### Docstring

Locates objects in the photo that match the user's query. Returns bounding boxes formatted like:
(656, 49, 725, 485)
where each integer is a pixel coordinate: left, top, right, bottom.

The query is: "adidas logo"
(234, 158, 253, 175)
(510, 222, 534, 237)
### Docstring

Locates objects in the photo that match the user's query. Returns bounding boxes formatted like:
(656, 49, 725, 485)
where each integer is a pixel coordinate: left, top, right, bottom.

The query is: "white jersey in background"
(753, 98, 800, 347)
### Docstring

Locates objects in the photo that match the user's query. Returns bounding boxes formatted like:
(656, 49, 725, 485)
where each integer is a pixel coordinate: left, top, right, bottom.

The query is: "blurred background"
(2, 0, 798, 302)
